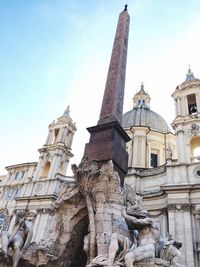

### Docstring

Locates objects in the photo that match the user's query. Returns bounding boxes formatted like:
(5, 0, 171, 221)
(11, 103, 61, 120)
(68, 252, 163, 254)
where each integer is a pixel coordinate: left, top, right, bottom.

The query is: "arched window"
(191, 137, 200, 161)
(42, 162, 51, 178)
(187, 94, 197, 115)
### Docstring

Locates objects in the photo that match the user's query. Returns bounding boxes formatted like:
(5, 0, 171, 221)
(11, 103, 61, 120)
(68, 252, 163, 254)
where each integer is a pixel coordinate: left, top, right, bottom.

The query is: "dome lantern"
(132, 83, 151, 109)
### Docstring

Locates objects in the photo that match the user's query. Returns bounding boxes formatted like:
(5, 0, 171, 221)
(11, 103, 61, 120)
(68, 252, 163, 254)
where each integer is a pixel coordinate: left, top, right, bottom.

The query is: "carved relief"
(168, 204, 191, 211)
(186, 123, 200, 136)
(34, 182, 43, 193)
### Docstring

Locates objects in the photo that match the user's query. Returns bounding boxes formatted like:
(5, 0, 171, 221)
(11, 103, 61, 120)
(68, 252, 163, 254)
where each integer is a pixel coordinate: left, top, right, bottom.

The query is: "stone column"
(196, 93, 200, 113)
(176, 129, 186, 163)
(183, 96, 188, 115)
(48, 154, 61, 179)
(45, 129, 53, 145)
(175, 98, 178, 117)
(168, 204, 195, 267)
(34, 156, 44, 180)
(177, 98, 181, 115)
(61, 126, 67, 143)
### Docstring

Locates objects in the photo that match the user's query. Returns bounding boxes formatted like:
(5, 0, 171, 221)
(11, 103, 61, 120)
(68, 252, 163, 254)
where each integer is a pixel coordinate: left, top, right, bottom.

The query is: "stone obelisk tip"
(98, 7, 130, 125)
(124, 4, 128, 11)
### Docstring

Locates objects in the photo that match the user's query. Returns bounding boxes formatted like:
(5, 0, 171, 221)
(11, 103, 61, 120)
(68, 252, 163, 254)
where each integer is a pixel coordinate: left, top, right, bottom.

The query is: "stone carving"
(166, 145, 173, 160)
(122, 209, 159, 267)
(72, 157, 99, 261)
(34, 182, 43, 193)
(55, 182, 79, 207)
(124, 184, 143, 214)
(156, 235, 185, 267)
(87, 204, 185, 267)
(0, 209, 36, 267)
(186, 123, 200, 136)
(168, 204, 191, 211)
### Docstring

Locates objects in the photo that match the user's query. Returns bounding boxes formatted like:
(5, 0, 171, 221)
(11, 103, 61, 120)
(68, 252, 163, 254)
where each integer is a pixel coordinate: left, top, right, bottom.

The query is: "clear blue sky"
(1, 1, 200, 174)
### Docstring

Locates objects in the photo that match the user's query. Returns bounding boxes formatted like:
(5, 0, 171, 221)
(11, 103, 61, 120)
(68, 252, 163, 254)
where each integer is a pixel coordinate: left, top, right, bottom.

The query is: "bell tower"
(172, 68, 200, 163)
(34, 107, 76, 180)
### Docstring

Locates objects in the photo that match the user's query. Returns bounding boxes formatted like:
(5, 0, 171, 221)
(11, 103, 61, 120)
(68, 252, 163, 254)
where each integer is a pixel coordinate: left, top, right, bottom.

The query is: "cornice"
(6, 162, 37, 170)
(168, 203, 191, 211)
(15, 194, 57, 202)
(161, 184, 200, 192)
(142, 190, 166, 200)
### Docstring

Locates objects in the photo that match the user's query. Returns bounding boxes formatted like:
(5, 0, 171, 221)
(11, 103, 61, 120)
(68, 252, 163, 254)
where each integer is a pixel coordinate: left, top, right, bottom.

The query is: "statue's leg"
(12, 247, 22, 267)
(107, 233, 120, 265)
(125, 244, 155, 267)
(124, 250, 135, 267)
(12, 238, 23, 267)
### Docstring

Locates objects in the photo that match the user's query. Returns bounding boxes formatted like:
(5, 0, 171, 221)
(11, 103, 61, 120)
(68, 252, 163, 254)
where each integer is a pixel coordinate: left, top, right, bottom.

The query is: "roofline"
(6, 162, 38, 170)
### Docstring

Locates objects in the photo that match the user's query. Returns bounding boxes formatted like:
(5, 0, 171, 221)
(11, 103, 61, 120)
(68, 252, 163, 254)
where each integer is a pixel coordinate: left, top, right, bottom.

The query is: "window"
(151, 153, 158, 168)
(14, 171, 25, 180)
(13, 188, 20, 197)
(187, 94, 197, 115)
(7, 189, 13, 199)
(14, 172, 20, 180)
(21, 171, 25, 179)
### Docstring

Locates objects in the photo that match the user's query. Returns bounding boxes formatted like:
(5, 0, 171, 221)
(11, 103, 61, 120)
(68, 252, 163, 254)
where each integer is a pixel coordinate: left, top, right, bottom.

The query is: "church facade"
(1, 7, 200, 267)
(123, 70, 200, 267)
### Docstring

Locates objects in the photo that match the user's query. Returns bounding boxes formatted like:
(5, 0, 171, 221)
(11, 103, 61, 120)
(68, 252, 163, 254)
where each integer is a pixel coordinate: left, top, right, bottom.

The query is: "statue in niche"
(166, 145, 173, 160)
(0, 209, 36, 267)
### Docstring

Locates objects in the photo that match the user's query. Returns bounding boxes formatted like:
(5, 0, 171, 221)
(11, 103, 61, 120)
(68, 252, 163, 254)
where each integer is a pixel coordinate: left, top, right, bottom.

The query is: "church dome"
(122, 107, 171, 132)
(122, 84, 171, 133)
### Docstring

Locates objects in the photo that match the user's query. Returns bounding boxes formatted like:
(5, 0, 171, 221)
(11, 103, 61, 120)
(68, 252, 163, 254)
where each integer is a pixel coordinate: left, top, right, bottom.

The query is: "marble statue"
(166, 145, 173, 159)
(0, 209, 36, 267)
(122, 209, 160, 267)
(158, 235, 185, 267)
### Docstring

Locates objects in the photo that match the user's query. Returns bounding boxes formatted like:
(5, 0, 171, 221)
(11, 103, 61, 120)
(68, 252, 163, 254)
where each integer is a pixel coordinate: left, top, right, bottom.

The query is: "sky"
(1, 0, 200, 175)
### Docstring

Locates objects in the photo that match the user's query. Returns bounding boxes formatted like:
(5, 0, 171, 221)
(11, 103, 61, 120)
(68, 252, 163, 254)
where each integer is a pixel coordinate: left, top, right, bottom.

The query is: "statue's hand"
(121, 209, 127, 218)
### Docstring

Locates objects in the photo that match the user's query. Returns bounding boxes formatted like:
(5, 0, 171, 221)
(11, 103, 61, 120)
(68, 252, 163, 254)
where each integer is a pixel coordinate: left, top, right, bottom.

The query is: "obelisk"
(84, 6, 130, 186)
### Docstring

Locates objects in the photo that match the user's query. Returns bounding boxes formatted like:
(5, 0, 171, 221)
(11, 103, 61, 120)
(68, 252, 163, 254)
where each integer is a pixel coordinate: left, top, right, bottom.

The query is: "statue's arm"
(122, 210, 152, 228)
(21, 221, 34, 252)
